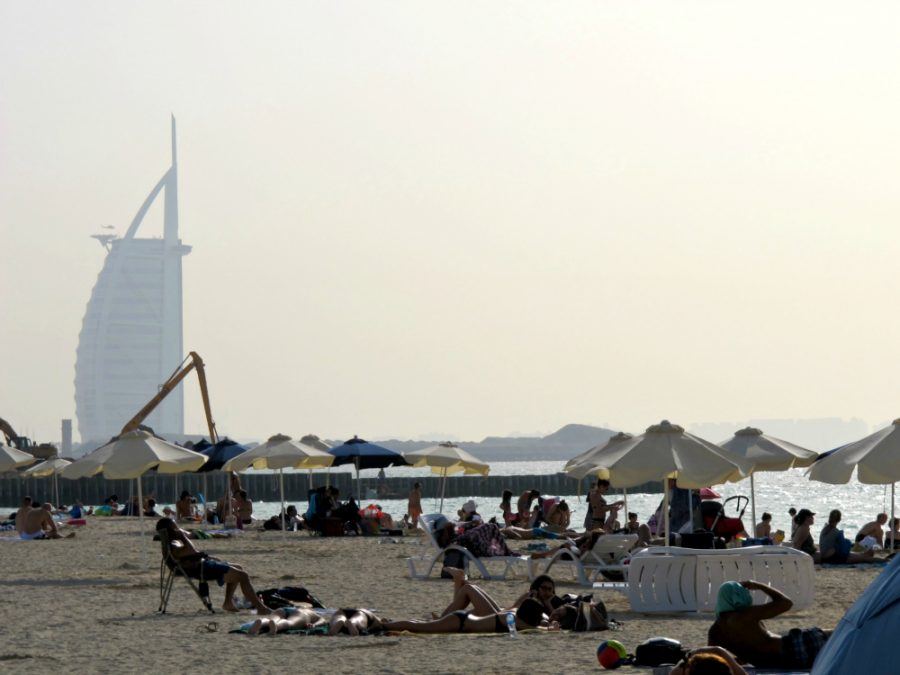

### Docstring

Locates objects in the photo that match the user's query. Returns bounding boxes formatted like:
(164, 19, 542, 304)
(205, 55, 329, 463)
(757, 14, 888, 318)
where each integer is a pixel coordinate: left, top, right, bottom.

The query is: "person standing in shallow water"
(407, 482, 422, 525)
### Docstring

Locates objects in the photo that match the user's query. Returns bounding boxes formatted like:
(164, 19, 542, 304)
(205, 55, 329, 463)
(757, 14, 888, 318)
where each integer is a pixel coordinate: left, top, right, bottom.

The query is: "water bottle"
(505, 611, 517, 638)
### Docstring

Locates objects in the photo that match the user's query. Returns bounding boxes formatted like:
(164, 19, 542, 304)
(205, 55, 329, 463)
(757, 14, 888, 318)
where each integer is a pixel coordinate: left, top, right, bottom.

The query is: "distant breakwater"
(0, 473, 663, 508)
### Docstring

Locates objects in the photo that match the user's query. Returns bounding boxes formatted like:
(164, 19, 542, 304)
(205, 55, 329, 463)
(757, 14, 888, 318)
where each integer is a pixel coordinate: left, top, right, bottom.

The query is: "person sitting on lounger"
(708, 580, 831, 670)
(544, 500, 572, 533)
(855, 513, 888, 547)
(245, 605, 326, 635)
(20, 502, 60, 539)
(670, 646, 748, 675)
(155, 517, 271, 613)
(819, 509, 874, 564)
(516, 489, 541, 524)
(458, 500, 483, 529)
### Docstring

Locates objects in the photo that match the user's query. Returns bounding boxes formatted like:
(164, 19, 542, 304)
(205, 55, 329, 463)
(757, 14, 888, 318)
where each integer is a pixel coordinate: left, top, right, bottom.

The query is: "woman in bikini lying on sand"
(246, 606, 385, 636)
(382, 568, 557, 634)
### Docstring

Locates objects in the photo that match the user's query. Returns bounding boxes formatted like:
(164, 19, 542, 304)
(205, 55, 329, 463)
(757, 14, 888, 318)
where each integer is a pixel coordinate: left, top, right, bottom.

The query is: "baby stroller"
(699, 495, 749, 543)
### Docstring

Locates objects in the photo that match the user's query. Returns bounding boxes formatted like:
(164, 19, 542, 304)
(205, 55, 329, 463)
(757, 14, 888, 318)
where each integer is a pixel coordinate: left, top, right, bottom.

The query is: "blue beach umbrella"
(196, 438, 249, 473)
(812, 554, 900, 674)
(192, 438, 248, 513)
(328, 436, 409, 500)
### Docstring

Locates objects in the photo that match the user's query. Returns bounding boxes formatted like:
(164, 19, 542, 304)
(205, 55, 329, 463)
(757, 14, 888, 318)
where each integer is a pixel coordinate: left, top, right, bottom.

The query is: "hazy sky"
(3, 2, 900, 444)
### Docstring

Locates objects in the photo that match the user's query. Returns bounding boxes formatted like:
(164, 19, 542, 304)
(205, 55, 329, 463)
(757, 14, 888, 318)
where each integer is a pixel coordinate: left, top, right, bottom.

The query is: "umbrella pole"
(892, 483, 896, 552)
(308, 469, 313, 490)
(663, 484, 670, 547)
(138, 476, 147, 569)
(623, 488, 628, 518)
(750, 473, 757, 536)
(439, 468, 447, 513)
(356, 458, 360, 503)
(279, 468, 286, 537)
(54, 473, 59, 510)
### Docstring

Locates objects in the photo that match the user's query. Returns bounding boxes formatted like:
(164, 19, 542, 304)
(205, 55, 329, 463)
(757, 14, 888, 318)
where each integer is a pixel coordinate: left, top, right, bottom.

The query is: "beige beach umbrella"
(404, 442, 490, 512)
(0, 443, 38, 473)
(223, 434, 335, 532)
(60, 430, 207, 564)
(808, 419, 900, 549)
(568, 420, 751, 544)
(564, 432, 634, 480)
(564, 432, 634, 515)
(299, 434, 333, 490)
(22, 456, 71, 508)
(719, 427, 818, 531)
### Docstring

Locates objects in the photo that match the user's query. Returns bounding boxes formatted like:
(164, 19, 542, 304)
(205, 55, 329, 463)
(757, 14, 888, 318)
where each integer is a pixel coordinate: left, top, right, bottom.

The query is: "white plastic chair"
(626, 545, 815, 613)
(406, 514, 529, 581)
(531, 534, 638, 587)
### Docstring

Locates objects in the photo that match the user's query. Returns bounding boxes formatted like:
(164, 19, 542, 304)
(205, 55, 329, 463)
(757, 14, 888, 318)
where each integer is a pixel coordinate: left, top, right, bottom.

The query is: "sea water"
(149, 462, 892, 541)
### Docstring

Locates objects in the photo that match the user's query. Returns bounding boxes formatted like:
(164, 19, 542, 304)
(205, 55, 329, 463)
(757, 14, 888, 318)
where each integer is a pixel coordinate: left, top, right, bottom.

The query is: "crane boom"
(0, 417, 19, 446)
(120, 351, 218, 444)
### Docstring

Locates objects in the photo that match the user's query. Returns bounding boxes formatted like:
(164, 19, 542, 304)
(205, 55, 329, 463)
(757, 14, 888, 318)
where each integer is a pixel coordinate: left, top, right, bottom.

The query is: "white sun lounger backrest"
(418, 513, 445, 552)
(584, 534, 639, 565)
(627, 545, 814, 613)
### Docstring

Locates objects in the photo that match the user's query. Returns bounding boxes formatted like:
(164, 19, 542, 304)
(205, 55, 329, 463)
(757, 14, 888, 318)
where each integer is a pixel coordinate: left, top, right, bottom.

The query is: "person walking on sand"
(407, 482, 422, 525)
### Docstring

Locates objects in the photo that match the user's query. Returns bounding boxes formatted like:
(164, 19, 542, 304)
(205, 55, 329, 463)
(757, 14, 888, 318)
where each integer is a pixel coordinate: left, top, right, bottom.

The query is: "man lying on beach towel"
(708, 581, 831, 670)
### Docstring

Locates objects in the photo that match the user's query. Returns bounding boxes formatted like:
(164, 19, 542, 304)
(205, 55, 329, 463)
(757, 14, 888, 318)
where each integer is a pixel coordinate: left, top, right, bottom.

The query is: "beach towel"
(231, 623, 330, 635)
(457, 523, 514, 558)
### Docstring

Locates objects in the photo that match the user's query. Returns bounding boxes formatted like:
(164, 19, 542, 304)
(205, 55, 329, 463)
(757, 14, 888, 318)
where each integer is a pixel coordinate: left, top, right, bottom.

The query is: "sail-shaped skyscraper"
(74, 118, 190, 444)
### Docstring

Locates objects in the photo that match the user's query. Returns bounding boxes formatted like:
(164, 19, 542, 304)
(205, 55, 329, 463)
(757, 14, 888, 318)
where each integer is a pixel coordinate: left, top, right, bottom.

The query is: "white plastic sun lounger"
(530, 534, 638, 587)
(406, 514, 530, 581)
(626, 545, 815, 613)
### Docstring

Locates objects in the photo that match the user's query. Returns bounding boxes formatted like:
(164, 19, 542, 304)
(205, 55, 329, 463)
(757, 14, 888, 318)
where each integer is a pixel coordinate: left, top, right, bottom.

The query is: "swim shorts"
(782, 627, 829, 669)
(201, 558, 233, 586)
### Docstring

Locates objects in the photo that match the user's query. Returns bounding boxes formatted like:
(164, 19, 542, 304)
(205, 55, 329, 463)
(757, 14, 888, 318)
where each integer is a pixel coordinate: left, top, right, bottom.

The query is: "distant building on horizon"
(74, 117, 190, 445)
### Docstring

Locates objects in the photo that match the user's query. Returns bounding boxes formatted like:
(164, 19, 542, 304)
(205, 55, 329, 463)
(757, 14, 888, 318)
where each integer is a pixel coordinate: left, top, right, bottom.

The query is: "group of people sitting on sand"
(9, 496, 67, 539)
(788, 507, 895, 563)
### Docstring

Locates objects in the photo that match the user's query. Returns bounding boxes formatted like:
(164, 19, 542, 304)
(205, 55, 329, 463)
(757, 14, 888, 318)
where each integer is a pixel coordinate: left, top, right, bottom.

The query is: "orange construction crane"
(120, 351, 219, 444)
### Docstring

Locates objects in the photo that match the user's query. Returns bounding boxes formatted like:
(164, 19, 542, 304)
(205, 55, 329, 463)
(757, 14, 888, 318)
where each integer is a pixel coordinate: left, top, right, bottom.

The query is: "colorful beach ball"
(597, 639, 627, 669)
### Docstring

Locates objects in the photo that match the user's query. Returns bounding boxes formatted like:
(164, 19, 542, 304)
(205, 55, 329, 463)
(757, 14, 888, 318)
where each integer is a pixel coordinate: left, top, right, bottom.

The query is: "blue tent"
(812, 555, 900, 673)
(328, 436, 409, 499)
